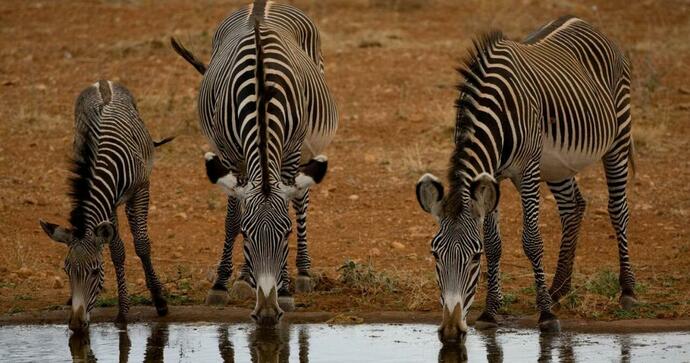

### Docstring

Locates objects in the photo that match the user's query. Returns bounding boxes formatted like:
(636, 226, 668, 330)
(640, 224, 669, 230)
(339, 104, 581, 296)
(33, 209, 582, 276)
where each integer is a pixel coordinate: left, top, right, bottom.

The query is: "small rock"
(594, 208, 608, 216)
(52, 276, 64, 289)
(174, 212, 188, 220)
(369, 248, 381, 257)
(348, 194, 359, 201)
(17, 267, 32, 278)
(172, 251, 183, 259)
(391, 241, 405, 250)
(136, 278, 145, 286)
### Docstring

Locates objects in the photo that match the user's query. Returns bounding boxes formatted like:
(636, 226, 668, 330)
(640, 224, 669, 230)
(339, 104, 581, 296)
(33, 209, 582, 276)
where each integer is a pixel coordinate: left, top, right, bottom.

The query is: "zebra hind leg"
(207, 197, 240, 305)
(293, 190, 315, 293)
(547, 178, 586, 303)
(125, 186, 168, 316)
(108, 215, 130, 325)
(476, 210, 503, 329)
(604, 143, 637, 309)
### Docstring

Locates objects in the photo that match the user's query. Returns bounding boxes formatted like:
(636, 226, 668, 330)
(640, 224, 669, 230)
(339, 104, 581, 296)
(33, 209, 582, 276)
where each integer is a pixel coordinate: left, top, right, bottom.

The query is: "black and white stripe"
(40, 80, 170, 331)
(417, 16, 636, 338)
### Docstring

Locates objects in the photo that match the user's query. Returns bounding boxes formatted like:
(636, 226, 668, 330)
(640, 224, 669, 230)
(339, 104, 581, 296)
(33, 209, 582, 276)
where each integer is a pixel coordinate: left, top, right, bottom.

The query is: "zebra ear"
(280, 155, 328, 199)
(469, 173, 499, 219)
(416, 173, 444, 217)
(39, 219, 73, 245)
(296, 155, 328, 188)
(94, 221, 116, 246)
(205, 152, 245, 198)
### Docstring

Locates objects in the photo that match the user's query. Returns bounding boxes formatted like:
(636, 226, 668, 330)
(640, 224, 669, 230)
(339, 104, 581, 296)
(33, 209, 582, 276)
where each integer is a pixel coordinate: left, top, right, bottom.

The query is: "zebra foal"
(416, 16, 636, 343)
(40, 81, 172, 332)
(172, 0, 338, 324)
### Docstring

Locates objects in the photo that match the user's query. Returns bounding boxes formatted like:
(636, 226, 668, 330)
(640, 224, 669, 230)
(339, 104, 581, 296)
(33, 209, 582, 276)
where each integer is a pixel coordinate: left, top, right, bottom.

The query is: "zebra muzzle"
(251, 286, 283, 326)
(438, 302, 467, 345)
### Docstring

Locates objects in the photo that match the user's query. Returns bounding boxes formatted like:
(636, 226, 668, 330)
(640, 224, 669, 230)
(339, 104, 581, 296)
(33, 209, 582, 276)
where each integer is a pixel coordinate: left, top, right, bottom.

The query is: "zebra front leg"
(292, 190, 314, 293)
(604, 147, 637, 309)
(125, 186, 168, 316)
(230, 263, 256, 300)
(277, 261, 295, 312)
(518, 164, 559, 332)
(207, 196, 241, 305)
(547, 178, 586, 302)
(475, 210, 503, 329)
(108, 216, 130, 326)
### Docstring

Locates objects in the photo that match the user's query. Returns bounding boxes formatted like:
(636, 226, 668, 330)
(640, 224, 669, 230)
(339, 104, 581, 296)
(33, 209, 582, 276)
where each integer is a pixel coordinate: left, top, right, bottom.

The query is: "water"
(0, 323, 688, 362)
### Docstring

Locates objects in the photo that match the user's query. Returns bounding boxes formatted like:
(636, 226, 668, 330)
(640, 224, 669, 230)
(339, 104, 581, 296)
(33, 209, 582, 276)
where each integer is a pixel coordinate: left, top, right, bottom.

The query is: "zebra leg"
(476, 210, 503, 329)
(278, 261, 295, 312)
(125, 186, 168, 316)
(231, 263, 256, 300)
(208, 196, 241, 305)
(108, 215, 130, 325)
(518, 164, 559, 332)
(604, 144, 637, 309)
(547, 178, 586, 302)
(293, 190, 314, 293)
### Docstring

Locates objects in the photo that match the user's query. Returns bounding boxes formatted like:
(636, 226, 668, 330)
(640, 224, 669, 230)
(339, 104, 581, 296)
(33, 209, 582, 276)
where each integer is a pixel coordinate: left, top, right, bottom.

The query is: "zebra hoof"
(278, 296, 295, 312)
(230, 280, 255, 300)
(538, 311, 561, 333)
(295, 275, 314, 293)
(205, 288, 230, 306)
(154, 297, 169, 316)
(474, 311, 498, 330)
(620, 294, 638, 310)
(114, 314, 127, 329)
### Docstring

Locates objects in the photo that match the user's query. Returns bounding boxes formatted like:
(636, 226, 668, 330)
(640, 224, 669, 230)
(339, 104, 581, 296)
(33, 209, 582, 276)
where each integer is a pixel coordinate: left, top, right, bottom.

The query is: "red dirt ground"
(1, 0, 688, 324)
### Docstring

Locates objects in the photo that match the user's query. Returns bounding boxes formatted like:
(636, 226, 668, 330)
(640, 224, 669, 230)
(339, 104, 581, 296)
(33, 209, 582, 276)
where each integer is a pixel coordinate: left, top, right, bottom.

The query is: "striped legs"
(108, 215, 129, 324)
(476, 210, 503, 328)
(604, 139, 636, 308)
(518, 163, 559, 331)
(125, 186, 168, 316)
(547, 178, 586, 302)
(292, 190, 314, 293)
(209, 197, 246, 304)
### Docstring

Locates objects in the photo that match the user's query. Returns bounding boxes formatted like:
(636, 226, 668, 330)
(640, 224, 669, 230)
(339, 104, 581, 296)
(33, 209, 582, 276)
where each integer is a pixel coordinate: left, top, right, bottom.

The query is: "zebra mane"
(68, 81, 110, 238)
(254, 19, 272, 196)
(445, 32, 505, 216)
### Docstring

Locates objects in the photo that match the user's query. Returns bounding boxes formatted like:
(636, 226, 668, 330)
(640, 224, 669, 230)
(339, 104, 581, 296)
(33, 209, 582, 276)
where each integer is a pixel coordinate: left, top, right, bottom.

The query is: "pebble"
(369, 248, 381, 256)
(348, 194, 360, 201)
(391, 241, 405, 250)
(175, 212, 188, 220)
(137, 278, 146, 286)
(17, 267, 32, 278)
(172, 251, 183, 259)
(52, 276, 64, 289)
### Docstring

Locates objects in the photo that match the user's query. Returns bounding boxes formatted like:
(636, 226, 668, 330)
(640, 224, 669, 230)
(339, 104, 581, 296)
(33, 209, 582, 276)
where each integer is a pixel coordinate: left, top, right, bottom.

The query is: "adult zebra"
(40, 81, 172, 332)
(172, 0, 338, 324)
(415, 16, 636, 343)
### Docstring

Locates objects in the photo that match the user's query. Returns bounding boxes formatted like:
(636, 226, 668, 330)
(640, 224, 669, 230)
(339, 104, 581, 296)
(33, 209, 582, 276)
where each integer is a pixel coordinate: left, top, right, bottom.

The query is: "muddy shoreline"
(2, 306, 689, 334)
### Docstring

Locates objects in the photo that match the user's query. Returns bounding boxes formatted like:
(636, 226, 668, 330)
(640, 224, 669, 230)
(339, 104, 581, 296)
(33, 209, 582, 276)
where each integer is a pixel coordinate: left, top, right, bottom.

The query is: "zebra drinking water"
(415, 16, 636, 343)
(39, 81, 172, 332)
(172, 0, 338, 325)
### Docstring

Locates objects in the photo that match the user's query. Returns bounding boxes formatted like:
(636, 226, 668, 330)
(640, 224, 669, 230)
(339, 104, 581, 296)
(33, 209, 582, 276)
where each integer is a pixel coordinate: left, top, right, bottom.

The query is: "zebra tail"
(153, 136, 175, 148)
(170, 37, 207, 75)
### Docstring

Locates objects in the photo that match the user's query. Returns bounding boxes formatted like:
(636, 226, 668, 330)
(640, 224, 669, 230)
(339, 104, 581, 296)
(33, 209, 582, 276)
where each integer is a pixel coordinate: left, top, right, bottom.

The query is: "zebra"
(415, 15, 636, 343)
(171, 0, 338, 324)
(39, 80, 172, 332)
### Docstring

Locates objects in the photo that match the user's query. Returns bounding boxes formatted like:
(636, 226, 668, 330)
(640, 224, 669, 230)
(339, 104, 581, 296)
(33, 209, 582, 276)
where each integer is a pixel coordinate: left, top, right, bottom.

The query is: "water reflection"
(53, 323, 690, 362)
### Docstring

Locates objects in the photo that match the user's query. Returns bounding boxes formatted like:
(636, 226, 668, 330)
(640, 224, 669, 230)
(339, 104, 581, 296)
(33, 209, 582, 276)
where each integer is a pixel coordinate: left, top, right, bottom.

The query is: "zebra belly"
(539, 137, 604, 182)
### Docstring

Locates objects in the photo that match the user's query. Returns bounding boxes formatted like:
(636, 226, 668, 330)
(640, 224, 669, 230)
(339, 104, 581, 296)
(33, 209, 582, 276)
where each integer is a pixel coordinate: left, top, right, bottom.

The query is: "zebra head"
(206, 152, 328, 325)
(416, 172, 499, 344)
(39, 219, 115, 332)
